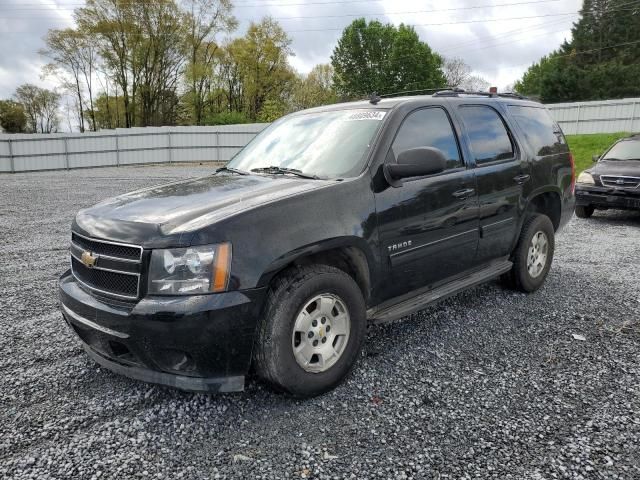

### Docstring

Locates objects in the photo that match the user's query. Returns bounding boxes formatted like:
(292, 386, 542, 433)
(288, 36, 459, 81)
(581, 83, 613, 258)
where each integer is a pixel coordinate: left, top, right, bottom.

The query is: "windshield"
(602, 140, 640, 161)
(227, 109, 386, 178)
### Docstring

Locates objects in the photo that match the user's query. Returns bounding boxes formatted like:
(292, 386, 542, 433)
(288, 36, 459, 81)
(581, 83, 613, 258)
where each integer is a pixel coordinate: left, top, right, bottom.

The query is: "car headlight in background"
(148, 243, 232, 295)
(577, 171, 595, 185)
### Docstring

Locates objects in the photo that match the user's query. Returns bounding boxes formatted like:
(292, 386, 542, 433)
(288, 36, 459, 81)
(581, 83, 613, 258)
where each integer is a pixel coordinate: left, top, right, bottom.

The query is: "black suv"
(59, 92, 575, 397)
(575, 134, 640, 218)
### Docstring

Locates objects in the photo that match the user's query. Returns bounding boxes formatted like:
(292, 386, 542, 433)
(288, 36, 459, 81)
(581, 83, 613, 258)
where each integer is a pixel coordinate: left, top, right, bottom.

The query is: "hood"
(74, 173, 330, 246)
(591, 159, 640, 177)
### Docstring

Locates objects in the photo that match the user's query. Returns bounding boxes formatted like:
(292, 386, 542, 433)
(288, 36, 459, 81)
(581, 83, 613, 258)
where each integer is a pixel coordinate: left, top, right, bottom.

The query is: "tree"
(235, 18, 295, 121)
(443, 57, 490, 92)
(14, 84, 60, 133)
(76, 0, 139, 128)
(93, 92, 126, 130)
(0, 100, 27, 133)
(331, 19, 446, 98)
(76, 0, 185, 127)
(290, 64, 337, 110)
(514, 0, 640, 101)
(182, 0, 236, 125)
(460, 75, 490, 92)
(214, 40, 246, 114)
(41, 28, 97, 132)
(443, 57, 470, 88)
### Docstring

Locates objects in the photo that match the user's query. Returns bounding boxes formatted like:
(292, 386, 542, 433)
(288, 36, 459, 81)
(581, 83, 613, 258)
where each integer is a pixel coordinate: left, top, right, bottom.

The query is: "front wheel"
(502, 214, 555, 293)
(253, 265, 366, 397)
(575, 205, 594, 218)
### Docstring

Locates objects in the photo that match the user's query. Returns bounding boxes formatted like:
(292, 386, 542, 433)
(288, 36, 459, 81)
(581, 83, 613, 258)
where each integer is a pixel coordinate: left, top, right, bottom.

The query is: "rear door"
(456, 104, 530, 261)
(374, 106, 479, 300)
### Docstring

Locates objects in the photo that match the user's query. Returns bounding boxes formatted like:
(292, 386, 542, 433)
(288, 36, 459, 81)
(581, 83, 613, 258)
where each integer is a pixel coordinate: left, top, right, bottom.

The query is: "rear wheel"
(575, 205, 594, 218)
(502, 214, 555, 292)
(253, 265, 366, 397)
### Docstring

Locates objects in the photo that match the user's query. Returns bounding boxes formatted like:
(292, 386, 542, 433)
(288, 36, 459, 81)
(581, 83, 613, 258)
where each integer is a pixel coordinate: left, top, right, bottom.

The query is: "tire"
(575, 205, 594, 219)
(253, 264, 366, 397)
(502, 213, 555, 293)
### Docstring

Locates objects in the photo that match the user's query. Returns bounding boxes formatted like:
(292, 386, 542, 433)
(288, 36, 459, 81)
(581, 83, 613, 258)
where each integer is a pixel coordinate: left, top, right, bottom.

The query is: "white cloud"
(0, 0, 582, 98)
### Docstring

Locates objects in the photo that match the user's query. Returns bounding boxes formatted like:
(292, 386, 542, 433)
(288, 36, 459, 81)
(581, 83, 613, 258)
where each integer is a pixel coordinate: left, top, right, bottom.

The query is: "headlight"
(148, 243, 231, 295)
(577, 171, 595, 185)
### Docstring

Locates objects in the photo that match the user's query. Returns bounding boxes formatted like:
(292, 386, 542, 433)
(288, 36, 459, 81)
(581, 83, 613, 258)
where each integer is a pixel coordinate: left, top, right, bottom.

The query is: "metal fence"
(547, 97, 640, 135)
(0, 124, 268, 173)
(3, 98, 640, 172)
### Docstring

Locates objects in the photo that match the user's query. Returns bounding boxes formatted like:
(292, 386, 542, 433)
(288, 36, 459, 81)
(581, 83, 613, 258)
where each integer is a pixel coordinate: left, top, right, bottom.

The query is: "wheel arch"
(524, 188, 562, 231)
(256, 238, 374, 302)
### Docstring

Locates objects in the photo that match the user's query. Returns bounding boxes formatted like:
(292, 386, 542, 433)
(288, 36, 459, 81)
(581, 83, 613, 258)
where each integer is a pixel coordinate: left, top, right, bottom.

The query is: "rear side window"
(508, 105, 568, 156)
(458, 106, 514, 164)
(392, 107, 462, 169)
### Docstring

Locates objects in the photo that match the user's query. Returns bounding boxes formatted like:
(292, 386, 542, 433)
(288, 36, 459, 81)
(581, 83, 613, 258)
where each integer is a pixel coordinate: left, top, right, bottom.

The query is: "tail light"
(569, 152, 576, 194)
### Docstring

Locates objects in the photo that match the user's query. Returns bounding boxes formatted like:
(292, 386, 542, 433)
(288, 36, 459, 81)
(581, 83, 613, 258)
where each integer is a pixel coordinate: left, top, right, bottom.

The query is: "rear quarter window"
(507, 105, 568, 156)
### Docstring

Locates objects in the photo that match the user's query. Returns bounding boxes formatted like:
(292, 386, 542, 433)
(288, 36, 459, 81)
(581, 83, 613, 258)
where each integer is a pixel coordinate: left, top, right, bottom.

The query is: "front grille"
(72, 232, 141, 260)
(70, 233, 142, 300)
(71, 257, 139, 298)
(600, 175, 640, 189)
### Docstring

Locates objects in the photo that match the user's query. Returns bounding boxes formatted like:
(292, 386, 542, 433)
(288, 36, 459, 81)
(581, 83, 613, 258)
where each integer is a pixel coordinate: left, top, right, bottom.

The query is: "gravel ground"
(1, 165, 639, 480)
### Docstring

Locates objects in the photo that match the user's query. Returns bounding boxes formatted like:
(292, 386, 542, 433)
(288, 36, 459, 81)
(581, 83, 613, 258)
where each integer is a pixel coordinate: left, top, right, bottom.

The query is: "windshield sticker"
(345, 111, 386, 121)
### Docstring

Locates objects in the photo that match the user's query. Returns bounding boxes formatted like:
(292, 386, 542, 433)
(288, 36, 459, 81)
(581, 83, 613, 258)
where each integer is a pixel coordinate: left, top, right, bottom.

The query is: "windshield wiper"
(250, 166, 319, 179)
(216, 166, 249, 175)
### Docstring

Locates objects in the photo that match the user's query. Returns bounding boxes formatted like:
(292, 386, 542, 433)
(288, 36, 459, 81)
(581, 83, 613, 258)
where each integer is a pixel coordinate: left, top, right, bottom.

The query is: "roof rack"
(433, 88, 528, 100)
(378, 87, 448, 99)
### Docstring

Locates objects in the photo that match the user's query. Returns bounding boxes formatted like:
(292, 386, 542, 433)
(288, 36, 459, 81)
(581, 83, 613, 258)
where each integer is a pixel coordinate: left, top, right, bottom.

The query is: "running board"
(367, 260, 513, 324)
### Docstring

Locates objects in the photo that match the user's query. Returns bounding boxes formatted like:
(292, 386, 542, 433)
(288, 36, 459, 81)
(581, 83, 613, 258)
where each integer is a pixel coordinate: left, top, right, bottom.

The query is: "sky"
(0, 0, 582, 100)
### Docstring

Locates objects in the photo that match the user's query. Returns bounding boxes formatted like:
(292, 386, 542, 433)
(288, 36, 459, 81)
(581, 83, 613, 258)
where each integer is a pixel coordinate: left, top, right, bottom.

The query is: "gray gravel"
(1, 165, 639, 480)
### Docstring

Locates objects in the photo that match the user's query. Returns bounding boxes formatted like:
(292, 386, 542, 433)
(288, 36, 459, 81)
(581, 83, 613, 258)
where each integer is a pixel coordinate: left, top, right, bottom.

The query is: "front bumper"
(59, 270, 266, 393)
(575, 185, 640, 210)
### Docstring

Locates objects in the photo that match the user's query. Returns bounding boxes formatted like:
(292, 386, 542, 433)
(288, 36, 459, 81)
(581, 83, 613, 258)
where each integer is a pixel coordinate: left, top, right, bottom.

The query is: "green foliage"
(14, 84, 60, 133)
(0, 100, 27, 133)
(76, 0, 185, 127)
(515, 0, 640, 102)
(291, 64, 337, 111)
(203, 110, 249, 125)
(566, 132, 629, 173)
(40, 28, 97, 132)
(256, 98, 287, 122)
(331, 19, 446, 98)
(235, 18, 295, 121)
(92, 93, 126, 130)
(182, 0, 237, 125)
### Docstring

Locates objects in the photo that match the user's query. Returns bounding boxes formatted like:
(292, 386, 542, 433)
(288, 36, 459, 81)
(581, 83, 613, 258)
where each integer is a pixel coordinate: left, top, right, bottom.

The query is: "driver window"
(391, 108, 462, 170)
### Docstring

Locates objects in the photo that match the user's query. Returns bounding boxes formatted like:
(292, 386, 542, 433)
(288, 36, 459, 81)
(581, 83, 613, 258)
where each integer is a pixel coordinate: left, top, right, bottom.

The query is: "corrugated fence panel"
(0, 140, 10, 172)
(4, 104, 640, 172)
(67, 133, 118, 168)
(12, 136, 67, 170)
(0, 122, 262, 172)
(218, 147, 243, 161)
(547, 98, 640, 135)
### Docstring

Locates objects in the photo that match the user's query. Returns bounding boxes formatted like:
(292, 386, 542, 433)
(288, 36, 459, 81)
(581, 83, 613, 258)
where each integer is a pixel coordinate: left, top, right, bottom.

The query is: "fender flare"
(256, 236, 377, 298)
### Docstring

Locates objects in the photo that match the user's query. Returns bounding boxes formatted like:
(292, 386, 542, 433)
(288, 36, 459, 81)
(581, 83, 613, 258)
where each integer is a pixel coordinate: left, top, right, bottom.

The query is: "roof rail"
(378, 87, 448, 99)
(432, 88, 528, 100)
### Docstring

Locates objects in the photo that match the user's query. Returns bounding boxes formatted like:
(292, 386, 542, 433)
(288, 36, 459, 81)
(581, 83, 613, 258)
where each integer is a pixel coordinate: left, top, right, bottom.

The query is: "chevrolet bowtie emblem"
(81, 251, 98, 268)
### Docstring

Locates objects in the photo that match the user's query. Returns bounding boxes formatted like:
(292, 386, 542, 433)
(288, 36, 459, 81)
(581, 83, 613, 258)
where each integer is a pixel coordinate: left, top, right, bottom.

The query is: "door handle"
(452, 188, 475, 199)
(513, 174, 531, 185)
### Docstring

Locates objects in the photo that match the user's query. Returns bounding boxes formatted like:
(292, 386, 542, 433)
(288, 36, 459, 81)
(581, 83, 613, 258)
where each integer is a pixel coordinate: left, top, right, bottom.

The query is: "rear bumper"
(575, 185, 640, 210)
(59, 270, 266, 393)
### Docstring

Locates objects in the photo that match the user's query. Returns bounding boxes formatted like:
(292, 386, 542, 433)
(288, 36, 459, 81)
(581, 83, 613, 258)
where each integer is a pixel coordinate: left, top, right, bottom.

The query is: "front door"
(374, 106, 479, 301)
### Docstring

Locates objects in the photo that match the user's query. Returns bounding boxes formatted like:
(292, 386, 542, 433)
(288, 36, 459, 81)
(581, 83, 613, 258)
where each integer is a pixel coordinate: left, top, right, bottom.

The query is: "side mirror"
(592, 154, 600, 163)
(385, 147, 447, 185)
